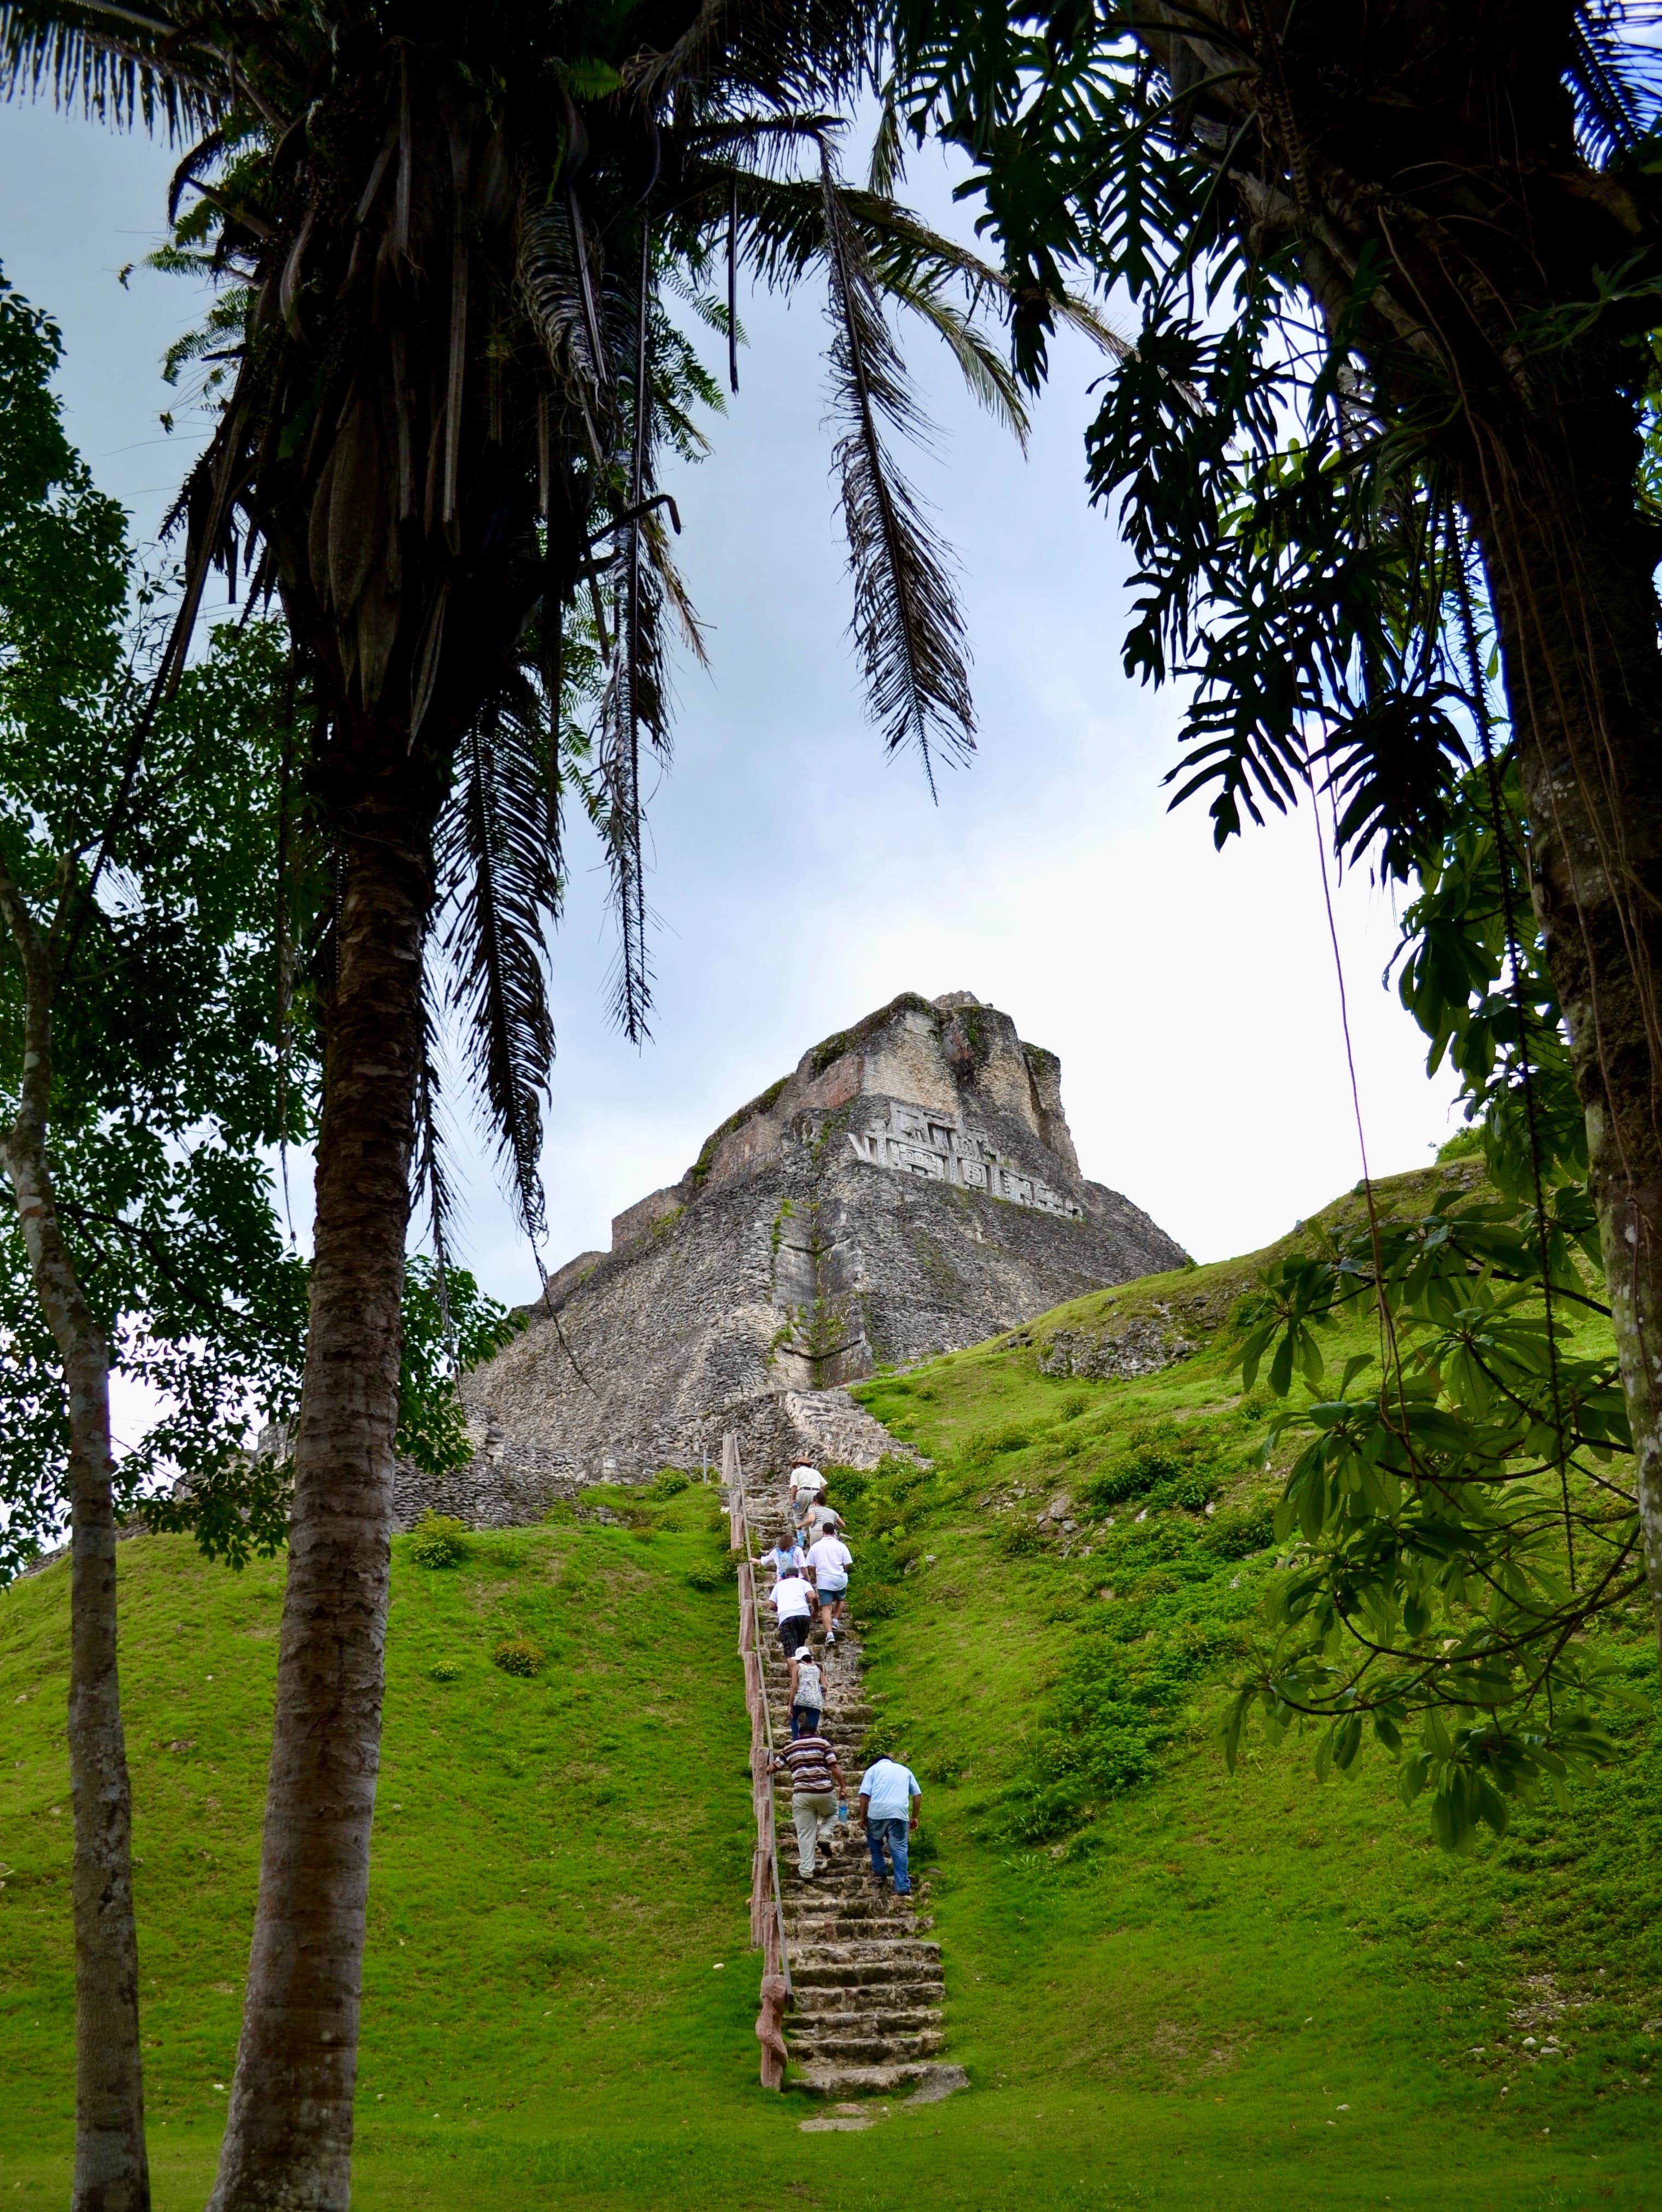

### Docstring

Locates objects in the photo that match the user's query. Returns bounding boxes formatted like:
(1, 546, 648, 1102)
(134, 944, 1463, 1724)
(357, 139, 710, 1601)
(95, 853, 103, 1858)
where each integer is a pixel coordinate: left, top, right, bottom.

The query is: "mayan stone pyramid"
(410, 991, 1187, 1526)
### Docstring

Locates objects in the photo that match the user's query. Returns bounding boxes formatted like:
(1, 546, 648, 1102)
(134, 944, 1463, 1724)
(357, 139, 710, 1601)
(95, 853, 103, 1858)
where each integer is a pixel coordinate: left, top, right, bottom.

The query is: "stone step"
(781, 1886, 917, 1918)
(788, 1918, 925, 1946)
(781, 1879, 916, 1910)
(794, 2061, 969, 2102)
(784, 1891, 918, 1918)
(791, 2003, 943, 2034)
(776, 1860, 918, 1888)
(764, 1702, 874, 1724)
(791, 2028, 946, 2063)
(786, 1910, 920, 1934)
(792, 1954, 943, 1989)
(764, 1721, 863, 1741)
(792, 1978, 945, 2012)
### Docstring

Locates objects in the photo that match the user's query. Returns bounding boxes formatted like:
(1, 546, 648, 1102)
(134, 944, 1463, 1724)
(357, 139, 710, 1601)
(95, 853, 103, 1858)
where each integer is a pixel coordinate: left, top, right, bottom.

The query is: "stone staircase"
(741, 1480, 949, 2096)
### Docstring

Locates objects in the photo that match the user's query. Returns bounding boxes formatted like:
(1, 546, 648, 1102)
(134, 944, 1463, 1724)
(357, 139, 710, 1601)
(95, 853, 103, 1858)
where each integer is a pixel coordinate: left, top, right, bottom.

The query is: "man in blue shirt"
(857, 1754, 922, 1896)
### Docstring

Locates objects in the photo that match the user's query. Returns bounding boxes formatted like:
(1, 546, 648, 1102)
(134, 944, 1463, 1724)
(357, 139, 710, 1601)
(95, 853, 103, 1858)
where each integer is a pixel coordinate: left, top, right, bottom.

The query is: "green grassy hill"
(4, 1158, 1660, 2209)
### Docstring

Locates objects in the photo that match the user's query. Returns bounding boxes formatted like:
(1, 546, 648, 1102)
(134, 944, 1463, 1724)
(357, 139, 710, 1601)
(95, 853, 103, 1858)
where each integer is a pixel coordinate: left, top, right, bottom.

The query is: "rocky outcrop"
(413, 990, 1186, 1523)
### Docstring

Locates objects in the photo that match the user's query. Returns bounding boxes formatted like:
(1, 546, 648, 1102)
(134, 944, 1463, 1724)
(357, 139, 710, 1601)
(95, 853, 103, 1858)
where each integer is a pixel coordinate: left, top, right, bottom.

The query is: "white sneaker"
(826, 1628, 837, 1644)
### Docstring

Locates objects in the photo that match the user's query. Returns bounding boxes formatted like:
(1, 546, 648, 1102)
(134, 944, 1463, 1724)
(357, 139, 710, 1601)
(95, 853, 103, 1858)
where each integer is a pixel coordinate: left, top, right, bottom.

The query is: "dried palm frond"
(412, 975, 459, 1337)
(818, 141, 974, 791)
(435, 692, 562, 1244)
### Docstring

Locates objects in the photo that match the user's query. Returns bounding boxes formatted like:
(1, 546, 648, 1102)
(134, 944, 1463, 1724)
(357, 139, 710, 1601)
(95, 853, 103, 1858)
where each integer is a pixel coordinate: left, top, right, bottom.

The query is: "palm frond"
(435, 695, 561, 1245)
(818, 142, 974, 788)
(875, 270, 1031, 447)
(1568, 1, 1662, 157)
(412, 973, 459, 1342)
(0, 2, 220, 132)
(630, 0, 871, 113)
(868, 77, 906, 195)
(642, 504, 710, 666)
(1046, 288, 1137, 363)
(516, 188, 610, 461)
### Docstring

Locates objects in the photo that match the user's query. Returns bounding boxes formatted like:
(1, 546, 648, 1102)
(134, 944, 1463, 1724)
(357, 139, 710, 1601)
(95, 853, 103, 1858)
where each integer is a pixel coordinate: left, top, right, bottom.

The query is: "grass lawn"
(3, 1164, 1660, 2207)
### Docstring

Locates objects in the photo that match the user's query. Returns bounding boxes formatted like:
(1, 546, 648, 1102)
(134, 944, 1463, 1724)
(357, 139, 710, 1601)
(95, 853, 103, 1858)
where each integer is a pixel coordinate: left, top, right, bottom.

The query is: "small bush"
(856, 1588, 898, 1622)
(685, 1558, 734, 1593)
(408, 1513, 467, 1568)
(428, 1658, 463, 1683)
(492, 1637, 546, 1678)
(825, 1465, 871, 1511)
(969, 1424, 1032, 1461)
(645, 1467, 692, 1501)
(861, 1717, 904, 1762)
(1160, 1471, 1221, 1513)
(1082, 1454, 1169, 1511)
(1201, 1501, 1277, 1559)
(994, 1517, 1046, 1559)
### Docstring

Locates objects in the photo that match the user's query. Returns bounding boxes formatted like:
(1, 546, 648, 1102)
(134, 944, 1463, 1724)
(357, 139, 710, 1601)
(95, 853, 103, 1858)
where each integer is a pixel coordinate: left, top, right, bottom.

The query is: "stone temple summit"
(409, 991, 1187, 1525)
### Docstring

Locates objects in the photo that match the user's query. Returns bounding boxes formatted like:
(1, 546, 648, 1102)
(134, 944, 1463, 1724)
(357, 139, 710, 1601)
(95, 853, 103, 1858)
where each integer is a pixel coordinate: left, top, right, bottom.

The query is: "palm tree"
(0, 5, 1083, 2203)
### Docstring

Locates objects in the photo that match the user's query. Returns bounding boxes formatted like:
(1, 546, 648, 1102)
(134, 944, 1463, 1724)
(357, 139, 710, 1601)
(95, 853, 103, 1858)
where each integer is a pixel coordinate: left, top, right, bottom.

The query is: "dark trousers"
(866, 1815, 911, 1894)
(791, 1703, 825, 1740)
(780, 1616, 811, 1658)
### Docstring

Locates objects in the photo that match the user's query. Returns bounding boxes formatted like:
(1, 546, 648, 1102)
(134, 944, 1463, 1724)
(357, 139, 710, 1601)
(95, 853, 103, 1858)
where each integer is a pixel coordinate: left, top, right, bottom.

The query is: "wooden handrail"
(724, 1430, 793, 2088)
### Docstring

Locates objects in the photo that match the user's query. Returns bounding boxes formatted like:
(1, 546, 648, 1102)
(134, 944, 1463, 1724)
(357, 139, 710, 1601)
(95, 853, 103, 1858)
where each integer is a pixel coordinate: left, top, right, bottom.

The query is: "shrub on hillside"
(1161, 1470, 1221, 1513)
(1201, 1502, 1276, 1559)
(967, 1423, 1033, 1463)
(1083, 1419, 1240, 1517)
(1081, 1450, 1172, 1510)
(855, 1588, 897, 1622)
(820, 1462, 873, 1507)
(994, 1516, 1046, 1558)
(685, 1556, 734, 1593)
(408, 1512, 468, 1567)
(645, 1467, 692, 1500)
(428, 1657, 463, 1682)
(493, 1636, 546, 1678)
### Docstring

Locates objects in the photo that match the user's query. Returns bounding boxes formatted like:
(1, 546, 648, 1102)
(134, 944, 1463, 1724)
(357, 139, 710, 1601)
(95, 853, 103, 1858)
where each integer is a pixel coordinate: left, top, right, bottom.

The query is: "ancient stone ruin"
(405, 991, 1186, 1526)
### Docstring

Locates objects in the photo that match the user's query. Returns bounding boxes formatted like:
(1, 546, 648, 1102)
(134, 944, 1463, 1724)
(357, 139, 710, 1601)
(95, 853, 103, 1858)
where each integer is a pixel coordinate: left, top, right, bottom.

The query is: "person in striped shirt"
(773, 1729, 847, 1879)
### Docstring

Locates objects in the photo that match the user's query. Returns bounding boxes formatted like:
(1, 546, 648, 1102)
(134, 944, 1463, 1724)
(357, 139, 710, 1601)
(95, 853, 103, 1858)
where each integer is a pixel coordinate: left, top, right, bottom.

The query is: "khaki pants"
(792, 1790, 837, 1875)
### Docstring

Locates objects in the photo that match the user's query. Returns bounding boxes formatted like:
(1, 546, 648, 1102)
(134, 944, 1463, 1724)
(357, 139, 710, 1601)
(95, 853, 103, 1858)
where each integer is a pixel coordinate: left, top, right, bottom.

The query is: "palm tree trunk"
(0, 863, 150, 2212)
(1470, 408, 1662, 1651)
(207, 781, 434, 2212)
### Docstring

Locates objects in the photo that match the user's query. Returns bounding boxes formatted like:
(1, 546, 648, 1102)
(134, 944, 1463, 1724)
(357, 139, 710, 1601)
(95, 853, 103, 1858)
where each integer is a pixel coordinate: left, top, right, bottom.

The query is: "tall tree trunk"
(207, 777, 433, 2212)
(1467, 406, 1662, 1646)
(0, 862, 150, 2212)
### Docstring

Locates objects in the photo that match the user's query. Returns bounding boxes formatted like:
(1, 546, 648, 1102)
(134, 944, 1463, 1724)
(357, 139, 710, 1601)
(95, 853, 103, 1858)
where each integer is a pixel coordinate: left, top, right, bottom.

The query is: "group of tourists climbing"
(765, 1459, 922, 1900)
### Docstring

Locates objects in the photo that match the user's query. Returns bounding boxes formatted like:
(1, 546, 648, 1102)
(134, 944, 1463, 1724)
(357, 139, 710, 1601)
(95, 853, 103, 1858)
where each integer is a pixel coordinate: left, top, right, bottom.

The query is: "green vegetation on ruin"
(3, 1164, 1660, 2207)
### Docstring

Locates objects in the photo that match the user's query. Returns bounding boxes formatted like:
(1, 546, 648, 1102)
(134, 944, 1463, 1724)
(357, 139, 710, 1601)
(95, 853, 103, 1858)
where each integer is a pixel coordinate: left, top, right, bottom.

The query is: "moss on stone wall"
(801, 992, 936, 1081)
(687, 1075, 791, 1184)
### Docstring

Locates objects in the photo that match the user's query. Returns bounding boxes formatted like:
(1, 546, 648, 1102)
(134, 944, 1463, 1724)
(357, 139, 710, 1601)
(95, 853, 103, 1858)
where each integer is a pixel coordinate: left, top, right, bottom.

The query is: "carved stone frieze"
(846, 1100, 1086, 1219)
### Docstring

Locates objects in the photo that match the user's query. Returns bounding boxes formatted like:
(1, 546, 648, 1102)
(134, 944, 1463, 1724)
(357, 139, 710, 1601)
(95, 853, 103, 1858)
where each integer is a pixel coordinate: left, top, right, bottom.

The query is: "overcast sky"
(2, 96, 1461, 1310)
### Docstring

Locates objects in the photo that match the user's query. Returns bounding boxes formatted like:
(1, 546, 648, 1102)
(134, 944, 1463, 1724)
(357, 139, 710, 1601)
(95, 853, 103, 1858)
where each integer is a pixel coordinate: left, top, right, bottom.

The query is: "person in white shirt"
(768, 1562, 815, 1658)
(805, 1529, 853, 1643)
(788, 1462, 826, 1537)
